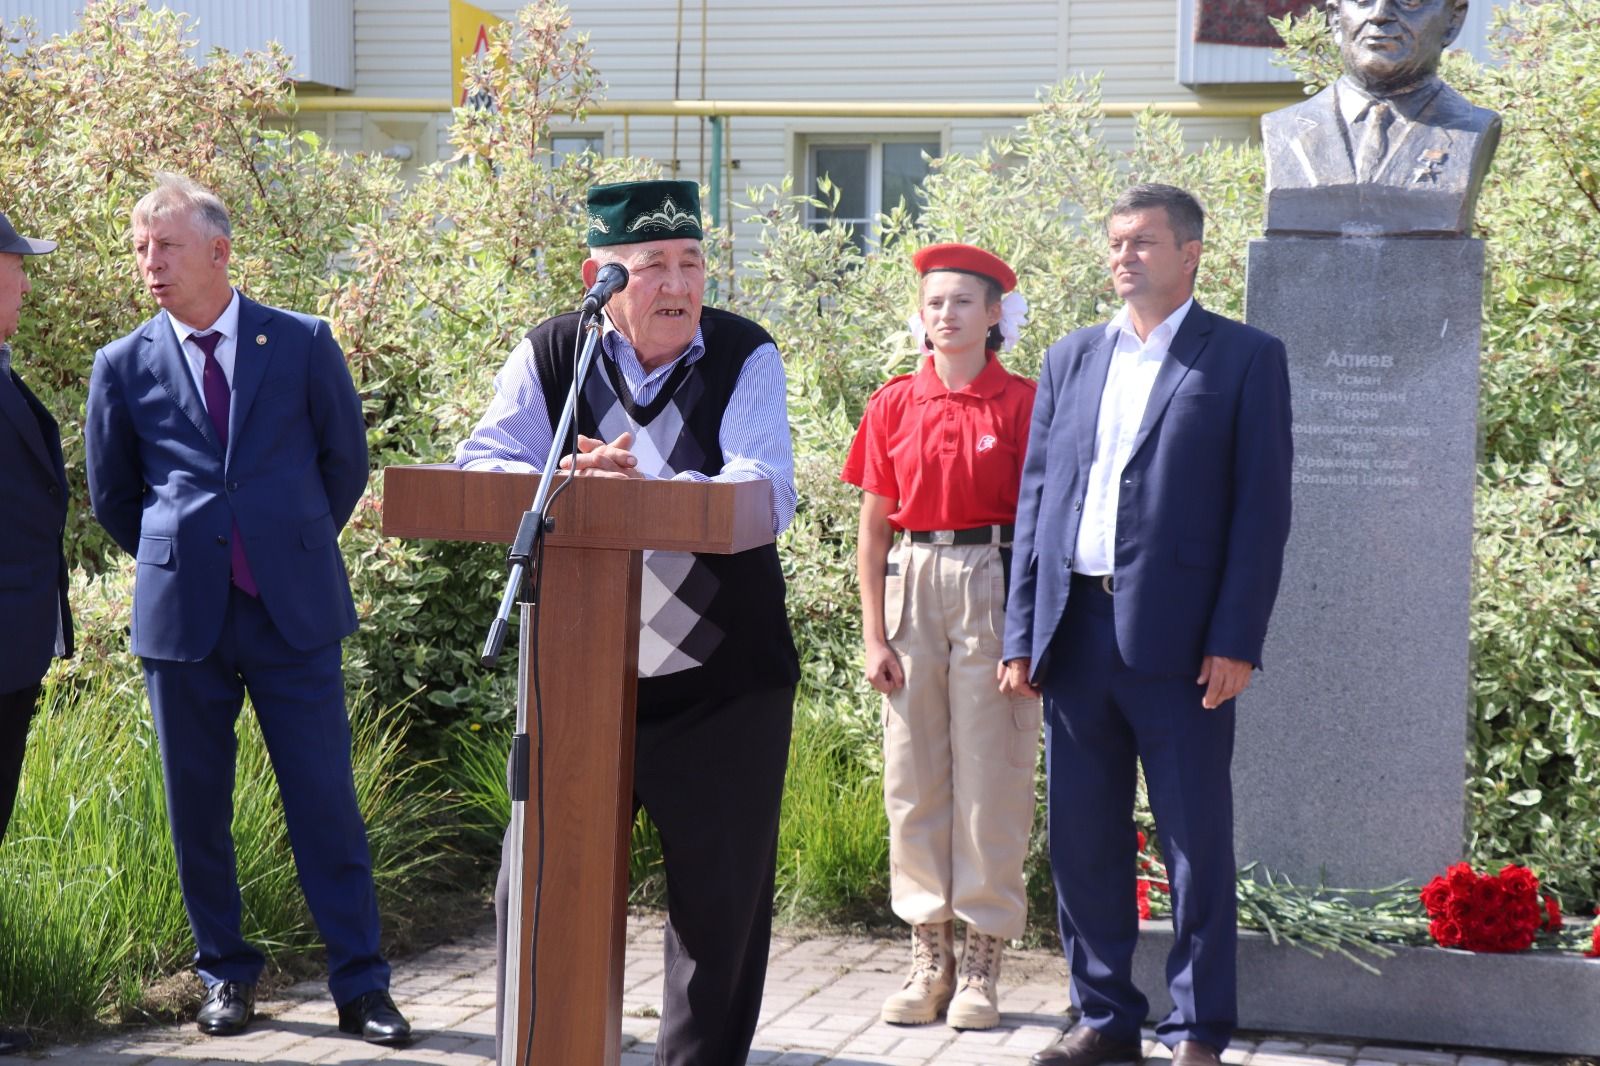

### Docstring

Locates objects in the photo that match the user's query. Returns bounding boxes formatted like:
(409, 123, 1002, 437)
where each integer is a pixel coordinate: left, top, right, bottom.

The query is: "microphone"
(579, 262, 629, 314)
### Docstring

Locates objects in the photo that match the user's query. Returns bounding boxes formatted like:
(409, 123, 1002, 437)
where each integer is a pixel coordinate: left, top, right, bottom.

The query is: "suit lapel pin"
(1412, 148, 1447, 185)
(255, 334, 268, 345)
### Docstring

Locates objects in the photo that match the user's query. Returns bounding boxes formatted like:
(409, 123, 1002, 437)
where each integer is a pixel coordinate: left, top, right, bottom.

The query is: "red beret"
(912, 243, 1017, 293)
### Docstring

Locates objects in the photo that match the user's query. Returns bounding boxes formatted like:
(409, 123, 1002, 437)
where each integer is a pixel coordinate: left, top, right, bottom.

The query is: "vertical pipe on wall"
(709, 114, 723, 230)
(707, 113, 723, 304)
(671, 0, 684, 176)
(698, 0, 708, 182)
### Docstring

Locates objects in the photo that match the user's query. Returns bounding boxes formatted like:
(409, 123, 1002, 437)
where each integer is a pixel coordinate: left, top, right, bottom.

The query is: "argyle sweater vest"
(526, 308, 799, 710)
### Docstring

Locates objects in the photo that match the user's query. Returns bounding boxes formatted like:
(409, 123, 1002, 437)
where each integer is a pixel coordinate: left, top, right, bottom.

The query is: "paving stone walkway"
(41, 913, 1563, 1066)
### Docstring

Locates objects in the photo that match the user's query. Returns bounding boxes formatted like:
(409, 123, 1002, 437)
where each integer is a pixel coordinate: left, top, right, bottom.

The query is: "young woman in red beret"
(841, 244, 1041, 1030)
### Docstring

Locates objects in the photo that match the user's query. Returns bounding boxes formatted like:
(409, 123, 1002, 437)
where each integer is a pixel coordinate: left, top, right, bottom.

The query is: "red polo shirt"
(841, 354, 1037, 532)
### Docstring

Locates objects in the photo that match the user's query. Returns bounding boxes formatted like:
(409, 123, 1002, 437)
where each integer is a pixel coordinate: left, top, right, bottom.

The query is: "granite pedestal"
(1132, 920, 1600, 1054)
(1239, 237, 1483, 891)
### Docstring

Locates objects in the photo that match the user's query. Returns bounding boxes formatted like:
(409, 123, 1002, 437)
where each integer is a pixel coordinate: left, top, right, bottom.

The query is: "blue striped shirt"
(455, 319, 797, 535)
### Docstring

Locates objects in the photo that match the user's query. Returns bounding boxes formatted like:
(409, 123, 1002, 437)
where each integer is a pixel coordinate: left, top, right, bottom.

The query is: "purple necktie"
(191, 331, 259, 597)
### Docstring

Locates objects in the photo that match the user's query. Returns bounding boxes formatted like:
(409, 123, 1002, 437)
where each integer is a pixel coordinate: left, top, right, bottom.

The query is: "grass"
(774, 692, 890, 924)
(0, 670, 454, 1035)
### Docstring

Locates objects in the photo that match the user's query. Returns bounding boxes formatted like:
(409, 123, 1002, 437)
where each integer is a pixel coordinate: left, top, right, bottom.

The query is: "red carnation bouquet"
(1135, 830, 1169, 920)
(1419, 862, 1562, 953)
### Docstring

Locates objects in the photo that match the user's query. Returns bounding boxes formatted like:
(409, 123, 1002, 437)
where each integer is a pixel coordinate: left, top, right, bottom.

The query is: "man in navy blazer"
(0, 211, 71, 1059)
(84, 174, 408, 1046)
(1002, 185, 1292, 1066)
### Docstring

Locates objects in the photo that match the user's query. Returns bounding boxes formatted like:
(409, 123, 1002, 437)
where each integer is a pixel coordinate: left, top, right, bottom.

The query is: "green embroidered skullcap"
(586, 179, 704, 247)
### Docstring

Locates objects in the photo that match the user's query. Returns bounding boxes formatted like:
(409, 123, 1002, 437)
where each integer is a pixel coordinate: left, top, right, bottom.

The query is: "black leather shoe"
(1171, 1040, 1223, 1066)
(337, 988, 412, 1047)
(196, 981, 255, 1036)
(0, 1027, 33, 1056)
(1031, 1024, 1144, 1066)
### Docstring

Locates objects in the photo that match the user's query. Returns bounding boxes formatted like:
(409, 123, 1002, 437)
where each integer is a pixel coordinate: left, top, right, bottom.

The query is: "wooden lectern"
(381, 464, 775, 1066)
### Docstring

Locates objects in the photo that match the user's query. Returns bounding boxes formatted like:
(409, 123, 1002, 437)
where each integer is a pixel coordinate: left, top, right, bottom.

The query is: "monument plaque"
(1239, 236, 1482, 889)
(1238, 0, 1499, 892)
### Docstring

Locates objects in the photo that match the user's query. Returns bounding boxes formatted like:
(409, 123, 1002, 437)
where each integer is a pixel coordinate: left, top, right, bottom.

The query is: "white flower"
(997, 290, 1028, 352)
(907, 310, 927, 349)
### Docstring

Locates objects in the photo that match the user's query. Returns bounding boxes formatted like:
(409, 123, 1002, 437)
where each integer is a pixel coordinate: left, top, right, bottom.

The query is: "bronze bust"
(1262, 0, 1501, 236)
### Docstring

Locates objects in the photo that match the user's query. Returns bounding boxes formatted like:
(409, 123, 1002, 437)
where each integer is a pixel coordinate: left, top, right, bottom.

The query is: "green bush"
(1458, 1, 1600, 908)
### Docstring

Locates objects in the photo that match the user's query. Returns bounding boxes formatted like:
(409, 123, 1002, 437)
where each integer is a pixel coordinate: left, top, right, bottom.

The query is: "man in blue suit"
(1002, 184, 1292, 1066)
(0, 211, 71, 1058)
(84, 174, 408, 1046)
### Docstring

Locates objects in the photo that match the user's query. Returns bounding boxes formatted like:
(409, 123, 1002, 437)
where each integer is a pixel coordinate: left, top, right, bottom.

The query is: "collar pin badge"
(255, 334, 268, 345)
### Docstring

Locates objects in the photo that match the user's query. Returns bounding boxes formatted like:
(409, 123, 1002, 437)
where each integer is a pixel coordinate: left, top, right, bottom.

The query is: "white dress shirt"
(167, 288, 242, 410)
(1073, 297, 1193, 575)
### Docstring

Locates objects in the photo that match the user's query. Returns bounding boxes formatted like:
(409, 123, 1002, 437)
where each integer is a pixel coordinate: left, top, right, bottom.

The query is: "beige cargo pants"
(882, 537, 1042, 940)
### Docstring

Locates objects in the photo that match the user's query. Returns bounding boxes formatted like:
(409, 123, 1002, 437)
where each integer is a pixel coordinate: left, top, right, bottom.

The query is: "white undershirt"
(1074, 297, 1193, 575)
(167, 288, 241, 410)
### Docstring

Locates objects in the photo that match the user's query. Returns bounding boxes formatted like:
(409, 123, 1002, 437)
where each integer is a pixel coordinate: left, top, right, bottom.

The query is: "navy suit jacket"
(1004, 303, 1293, 682)
(0, 366, 73, 692)
(85, 295, 368, 661)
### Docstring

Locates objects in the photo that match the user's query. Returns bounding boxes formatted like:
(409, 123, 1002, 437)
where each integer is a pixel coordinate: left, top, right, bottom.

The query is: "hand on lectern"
(557, 432, 644, 478)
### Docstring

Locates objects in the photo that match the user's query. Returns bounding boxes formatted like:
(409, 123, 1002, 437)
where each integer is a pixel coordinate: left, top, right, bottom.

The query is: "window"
(548, 132, 605, 166)
(805, 137, 941, 249)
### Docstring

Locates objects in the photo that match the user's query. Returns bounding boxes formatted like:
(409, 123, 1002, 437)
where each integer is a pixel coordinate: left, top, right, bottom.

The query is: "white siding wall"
(341, 0, 1068, 261)
(0, 1, 353, 87)
(329, 0, 1343, 266)
(1068, 0, 1268, 147)
(0, 0, 81, 34)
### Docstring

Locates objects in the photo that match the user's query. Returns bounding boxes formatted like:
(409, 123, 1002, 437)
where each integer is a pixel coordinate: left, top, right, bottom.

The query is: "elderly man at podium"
(457, 179, 799, 1066)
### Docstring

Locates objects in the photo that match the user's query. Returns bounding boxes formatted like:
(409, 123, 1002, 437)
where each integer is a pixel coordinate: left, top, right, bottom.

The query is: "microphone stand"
(481, 309, 603, 669)
(479, 308, 604, 1066)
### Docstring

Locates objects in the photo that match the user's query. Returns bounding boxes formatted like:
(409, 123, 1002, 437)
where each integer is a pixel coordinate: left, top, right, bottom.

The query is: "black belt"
(906, 524, 1013, 546)
(1071, 571, 1116, 595)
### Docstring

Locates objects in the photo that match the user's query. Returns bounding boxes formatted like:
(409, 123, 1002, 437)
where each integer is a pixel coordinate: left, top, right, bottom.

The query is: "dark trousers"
(1042, 578, 1237, 1050)
(142, 586, 388, 1005)
(0, 683, 41, 845)
(495, 682, 795, 1066)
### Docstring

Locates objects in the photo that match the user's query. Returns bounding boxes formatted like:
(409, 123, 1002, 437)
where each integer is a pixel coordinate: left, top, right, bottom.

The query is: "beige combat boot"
(946, 926, 1003, 1030)
(880, 920, 956, 1025)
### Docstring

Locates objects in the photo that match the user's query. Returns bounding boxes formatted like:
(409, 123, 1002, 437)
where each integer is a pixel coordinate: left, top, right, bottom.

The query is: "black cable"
(518, 315, 589, 1066)
(516, 516, 547, 1066)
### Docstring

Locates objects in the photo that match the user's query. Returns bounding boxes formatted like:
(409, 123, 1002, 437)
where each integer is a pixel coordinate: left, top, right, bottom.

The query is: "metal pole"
(709, 115, 723, 230)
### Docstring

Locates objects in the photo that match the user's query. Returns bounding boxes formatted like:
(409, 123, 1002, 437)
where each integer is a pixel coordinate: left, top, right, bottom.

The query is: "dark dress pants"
(142, 586, 389, 1006)
(0, 683, 41, 844)
(495, 682, 795, 1066)
(1042, 578, 1237, 1050)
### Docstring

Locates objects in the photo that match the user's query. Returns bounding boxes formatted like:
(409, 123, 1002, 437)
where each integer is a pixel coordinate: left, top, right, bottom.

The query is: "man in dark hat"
(0, 210, 72, 1058)
(458, 178, 799, 1065)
